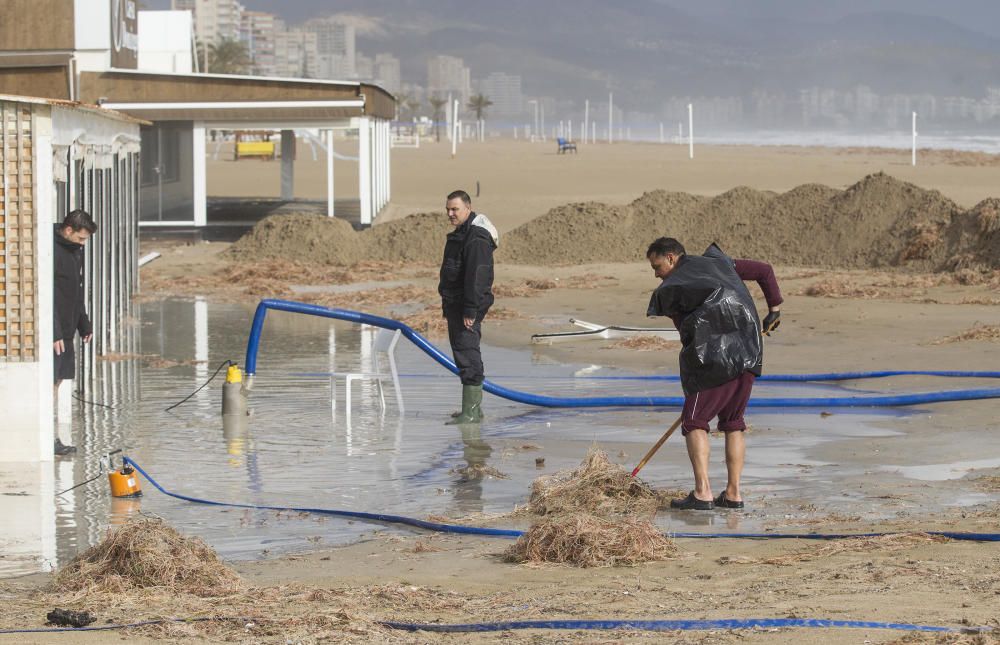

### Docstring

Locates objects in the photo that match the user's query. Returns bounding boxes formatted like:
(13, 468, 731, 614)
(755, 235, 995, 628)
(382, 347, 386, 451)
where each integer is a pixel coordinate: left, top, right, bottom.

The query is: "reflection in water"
(7, 296, 982, 579)
(451, 425, 494, 513)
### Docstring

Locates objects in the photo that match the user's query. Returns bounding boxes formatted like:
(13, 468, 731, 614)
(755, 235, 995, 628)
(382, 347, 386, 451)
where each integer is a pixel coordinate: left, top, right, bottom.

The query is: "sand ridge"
(228, 173, 998, 273)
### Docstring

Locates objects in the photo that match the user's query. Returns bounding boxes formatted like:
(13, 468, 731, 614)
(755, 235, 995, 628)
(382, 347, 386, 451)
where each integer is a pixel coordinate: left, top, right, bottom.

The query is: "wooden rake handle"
(630, 415, 683, 478)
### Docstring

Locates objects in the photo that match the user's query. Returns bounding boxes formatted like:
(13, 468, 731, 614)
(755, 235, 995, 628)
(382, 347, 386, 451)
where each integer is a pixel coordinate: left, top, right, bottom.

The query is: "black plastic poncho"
(647, 244, 763, 395)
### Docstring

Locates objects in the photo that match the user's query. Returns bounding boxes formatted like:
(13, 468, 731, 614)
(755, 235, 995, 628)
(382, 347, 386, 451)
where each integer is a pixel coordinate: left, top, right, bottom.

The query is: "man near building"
(438, 190, 498, 424)
(53, 209, 97, 456)
(646, 238, 782, 510)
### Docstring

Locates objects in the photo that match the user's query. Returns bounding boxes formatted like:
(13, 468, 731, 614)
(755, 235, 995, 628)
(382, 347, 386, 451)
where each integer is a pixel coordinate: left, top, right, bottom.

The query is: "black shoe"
(714, 491, 745, 509)
(54, 439, 77, 456)
(669, 491, 714, 510)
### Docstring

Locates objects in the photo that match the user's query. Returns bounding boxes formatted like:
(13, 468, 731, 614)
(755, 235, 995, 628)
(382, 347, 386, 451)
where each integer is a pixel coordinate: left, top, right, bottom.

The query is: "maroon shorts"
(681, 372, 756, 435)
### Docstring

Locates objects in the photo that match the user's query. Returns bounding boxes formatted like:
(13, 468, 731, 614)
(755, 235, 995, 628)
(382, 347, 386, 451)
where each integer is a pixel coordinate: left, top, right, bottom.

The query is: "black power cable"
(164, 359, 233, 412)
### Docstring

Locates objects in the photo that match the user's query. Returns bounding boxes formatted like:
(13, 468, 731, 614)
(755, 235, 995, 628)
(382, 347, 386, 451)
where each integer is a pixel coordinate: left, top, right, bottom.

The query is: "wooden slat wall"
(0, 101, 36, 361)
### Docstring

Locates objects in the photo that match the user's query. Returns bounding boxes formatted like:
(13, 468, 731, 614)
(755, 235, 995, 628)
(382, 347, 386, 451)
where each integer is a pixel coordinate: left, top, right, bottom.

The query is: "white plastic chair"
(331, 328, 404, 415)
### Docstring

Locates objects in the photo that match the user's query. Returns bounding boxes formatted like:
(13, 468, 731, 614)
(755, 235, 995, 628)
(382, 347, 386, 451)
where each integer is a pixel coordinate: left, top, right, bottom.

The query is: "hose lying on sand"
(245, 299, 1000, 408)
(123, 457, 1000, 543)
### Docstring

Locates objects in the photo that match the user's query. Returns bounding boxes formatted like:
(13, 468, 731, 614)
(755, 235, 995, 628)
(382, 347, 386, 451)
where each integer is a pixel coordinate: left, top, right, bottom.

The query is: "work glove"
(762, 310, 781, 336)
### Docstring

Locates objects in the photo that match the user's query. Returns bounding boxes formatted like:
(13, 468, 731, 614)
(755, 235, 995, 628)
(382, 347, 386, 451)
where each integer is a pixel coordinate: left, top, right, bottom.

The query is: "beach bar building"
(0, 0, 395, 230)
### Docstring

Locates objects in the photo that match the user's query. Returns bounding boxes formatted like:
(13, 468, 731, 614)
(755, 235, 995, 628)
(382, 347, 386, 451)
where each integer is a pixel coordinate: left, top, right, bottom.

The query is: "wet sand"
(4, 142, 1000, 643)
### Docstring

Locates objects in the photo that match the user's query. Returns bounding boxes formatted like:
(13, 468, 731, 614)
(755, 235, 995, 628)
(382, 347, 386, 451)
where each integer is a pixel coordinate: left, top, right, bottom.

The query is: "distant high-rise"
(374, 53, 401, 94)
(273, 28, 317, 79)
(172, 0, 243, 46)
(303, 17, 356, 80)
(241, 11, 278, 76)
(479, 72, 523, 116)
(428, 55, 471, 104)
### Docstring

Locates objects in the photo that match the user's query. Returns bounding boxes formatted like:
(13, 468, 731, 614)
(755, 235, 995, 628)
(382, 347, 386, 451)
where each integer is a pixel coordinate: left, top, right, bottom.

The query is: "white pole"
(358, 117, 372, 225)
(451, 100, 458, 158)
(540, 103, 545, 141)
(326, 129, 335, 217)
(659, 122, 664, 144)
(568, 119, 573, 141)
(584, 99, 590, 144)
(678, 121, 682, 142)
(591, 121, 596, 143)
(912, 111, 917, 166)
(688, 103, 694, 159)
(446, 92, 453, 141)
(608, 92, 613, 143)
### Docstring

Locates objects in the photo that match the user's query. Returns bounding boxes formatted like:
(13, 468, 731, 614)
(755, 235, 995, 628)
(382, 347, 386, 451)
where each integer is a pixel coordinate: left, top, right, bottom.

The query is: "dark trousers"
(445, 308, 484, 385)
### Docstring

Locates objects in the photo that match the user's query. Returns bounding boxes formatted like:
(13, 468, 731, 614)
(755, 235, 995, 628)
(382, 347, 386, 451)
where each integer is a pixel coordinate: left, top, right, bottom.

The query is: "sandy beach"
(3, 140, 999, 643)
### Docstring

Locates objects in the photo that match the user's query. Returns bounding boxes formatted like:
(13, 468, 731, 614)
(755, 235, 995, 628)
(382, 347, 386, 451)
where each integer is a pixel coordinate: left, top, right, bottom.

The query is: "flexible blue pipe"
(244, 299, 1000, 408)
(123, 458, 1000, 542)
(382, 617, 978, 634)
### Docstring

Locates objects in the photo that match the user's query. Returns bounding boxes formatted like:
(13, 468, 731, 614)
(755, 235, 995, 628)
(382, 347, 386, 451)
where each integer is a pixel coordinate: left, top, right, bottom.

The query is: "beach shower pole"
(688, 103, 694, 159)
(608, 92, 613, 143)
(584, 99, 590, 144)
(912, 111, 917, 166)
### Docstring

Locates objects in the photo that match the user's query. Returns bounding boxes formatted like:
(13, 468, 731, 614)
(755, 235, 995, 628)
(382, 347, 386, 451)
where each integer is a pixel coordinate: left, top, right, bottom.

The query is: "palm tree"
(406, 98, 421, 117)
(429, 97, 448, 142)
(202, 38, 251, 75)
(467, 94, 493, 121)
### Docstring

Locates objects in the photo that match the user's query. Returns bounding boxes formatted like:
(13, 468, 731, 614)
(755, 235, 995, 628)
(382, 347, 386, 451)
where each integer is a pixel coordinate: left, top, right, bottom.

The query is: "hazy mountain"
(147, 1, 1000, 109)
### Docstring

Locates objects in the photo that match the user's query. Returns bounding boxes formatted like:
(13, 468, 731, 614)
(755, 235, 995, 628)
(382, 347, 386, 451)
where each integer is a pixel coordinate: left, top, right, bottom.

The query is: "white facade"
(172, 0, 242, 45)
(428, 55, 471, 105)
(138, 11, 194, 74)
(0, 96, 141, 463)
(480, 72, 523, 117)
(374, 53, 400, 94)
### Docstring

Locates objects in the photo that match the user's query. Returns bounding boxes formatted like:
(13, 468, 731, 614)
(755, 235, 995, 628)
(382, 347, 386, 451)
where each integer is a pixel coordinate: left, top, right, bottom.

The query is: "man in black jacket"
(438, 190, 498, 424)
(53, 209, 97, 455)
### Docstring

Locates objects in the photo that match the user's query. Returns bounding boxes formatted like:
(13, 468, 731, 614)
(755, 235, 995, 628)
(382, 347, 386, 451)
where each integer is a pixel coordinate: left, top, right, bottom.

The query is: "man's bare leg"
(723, 430, 745, 502)
(684, 429, 713, 501)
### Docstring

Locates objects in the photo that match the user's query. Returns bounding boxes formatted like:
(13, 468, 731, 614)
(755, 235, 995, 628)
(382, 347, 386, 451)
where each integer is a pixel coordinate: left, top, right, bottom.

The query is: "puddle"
(2, 297, 994, 578)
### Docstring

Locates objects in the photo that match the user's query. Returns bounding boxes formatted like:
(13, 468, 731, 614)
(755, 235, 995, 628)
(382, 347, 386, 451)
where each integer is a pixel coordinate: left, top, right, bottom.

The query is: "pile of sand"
(227, 173, 1000, 273)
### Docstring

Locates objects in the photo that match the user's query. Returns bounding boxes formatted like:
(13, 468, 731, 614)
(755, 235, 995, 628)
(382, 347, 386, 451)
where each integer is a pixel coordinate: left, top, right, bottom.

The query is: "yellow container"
(108, 467, 143, 498)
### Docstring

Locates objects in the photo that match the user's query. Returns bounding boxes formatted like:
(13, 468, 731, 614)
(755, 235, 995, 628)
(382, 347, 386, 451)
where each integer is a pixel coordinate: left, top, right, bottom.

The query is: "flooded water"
(2, 297, 996, 577)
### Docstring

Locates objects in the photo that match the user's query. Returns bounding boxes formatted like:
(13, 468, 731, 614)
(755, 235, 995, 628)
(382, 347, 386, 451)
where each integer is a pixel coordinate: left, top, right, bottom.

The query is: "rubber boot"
(446, 384, 483, 425)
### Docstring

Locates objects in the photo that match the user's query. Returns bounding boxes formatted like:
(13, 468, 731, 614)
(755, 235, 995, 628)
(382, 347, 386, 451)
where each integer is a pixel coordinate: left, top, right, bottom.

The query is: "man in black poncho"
(438, 190, 498, 424)
(646, 237, 783, 510)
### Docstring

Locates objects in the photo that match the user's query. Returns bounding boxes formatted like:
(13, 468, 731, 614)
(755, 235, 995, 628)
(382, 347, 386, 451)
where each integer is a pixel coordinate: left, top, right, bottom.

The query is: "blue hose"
(382, 617, 981, 634)
(244, 299, 1000, 408)
(123, 457, 1000, 542)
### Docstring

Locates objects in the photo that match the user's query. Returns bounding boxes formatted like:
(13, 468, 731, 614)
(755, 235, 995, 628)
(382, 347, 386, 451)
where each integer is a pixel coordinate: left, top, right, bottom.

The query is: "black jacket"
(647, 244, 762, 395)
(53, 225, 91, 341)
(439, 212, 498, 319)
